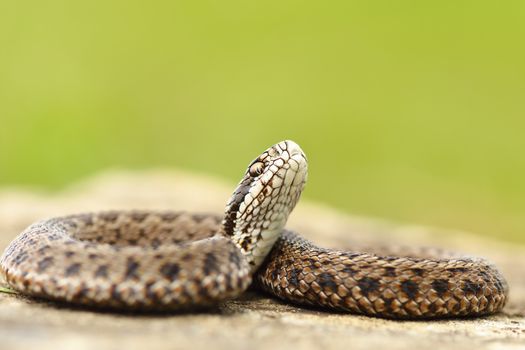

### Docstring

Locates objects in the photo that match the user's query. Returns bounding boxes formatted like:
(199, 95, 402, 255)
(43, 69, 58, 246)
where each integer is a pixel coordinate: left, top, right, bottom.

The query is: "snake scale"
(0, 140, 508, 319)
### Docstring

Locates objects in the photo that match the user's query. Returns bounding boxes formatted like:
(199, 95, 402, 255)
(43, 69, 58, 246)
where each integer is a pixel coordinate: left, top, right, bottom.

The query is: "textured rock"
(1, 170, 524, 350)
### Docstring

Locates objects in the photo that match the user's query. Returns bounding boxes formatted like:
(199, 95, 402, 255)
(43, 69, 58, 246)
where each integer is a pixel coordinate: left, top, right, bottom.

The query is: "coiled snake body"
(0, 141, 508, 318)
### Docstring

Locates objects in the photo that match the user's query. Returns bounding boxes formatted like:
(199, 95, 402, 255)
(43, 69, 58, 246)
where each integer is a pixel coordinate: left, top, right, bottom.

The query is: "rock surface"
(0, 170, 524, 350)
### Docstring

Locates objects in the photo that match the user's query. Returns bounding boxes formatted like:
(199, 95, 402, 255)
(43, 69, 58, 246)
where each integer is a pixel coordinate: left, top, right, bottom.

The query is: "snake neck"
(219, 140, 308, 272)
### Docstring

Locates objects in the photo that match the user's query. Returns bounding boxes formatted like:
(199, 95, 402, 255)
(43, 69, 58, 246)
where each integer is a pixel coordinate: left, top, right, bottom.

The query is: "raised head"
(221, 140, 308, 270)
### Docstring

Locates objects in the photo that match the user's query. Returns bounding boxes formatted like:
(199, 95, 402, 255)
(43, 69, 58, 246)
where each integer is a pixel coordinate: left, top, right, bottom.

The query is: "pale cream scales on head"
(220, 140, 308, 271)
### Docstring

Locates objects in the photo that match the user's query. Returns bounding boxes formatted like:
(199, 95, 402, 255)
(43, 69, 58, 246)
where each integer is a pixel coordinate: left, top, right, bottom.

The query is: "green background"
(1, 1, 523, 243)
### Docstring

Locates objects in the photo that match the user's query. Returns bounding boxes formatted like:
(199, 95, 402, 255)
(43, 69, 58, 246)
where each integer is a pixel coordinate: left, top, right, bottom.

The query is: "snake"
(0, 140, 508, 319)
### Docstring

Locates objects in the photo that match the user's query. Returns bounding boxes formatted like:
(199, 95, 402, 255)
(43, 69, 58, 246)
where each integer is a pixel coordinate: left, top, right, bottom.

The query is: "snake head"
(221, 140, 308, 270)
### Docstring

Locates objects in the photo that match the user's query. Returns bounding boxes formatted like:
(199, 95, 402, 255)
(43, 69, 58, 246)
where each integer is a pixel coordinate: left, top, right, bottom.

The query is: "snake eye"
(248, 161, 264, 177)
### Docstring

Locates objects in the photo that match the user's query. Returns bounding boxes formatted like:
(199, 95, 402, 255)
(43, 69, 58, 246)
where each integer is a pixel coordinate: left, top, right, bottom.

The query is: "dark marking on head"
(431, 279, 449, 297)
(160, 262, 180, 281)
(357, 277, 380, 296)
(88, 253, 99, 260)
(37, 257, 54, 272)
(401, 280, 419, 299)
(95, 265, 108, 278)
(65, 251, 75, 258)
(65, 263, 81, 277)
(125, 258, 140, 280)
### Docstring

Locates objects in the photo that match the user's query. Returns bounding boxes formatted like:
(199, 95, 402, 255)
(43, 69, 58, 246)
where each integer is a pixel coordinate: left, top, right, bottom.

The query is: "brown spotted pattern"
(0, 140, 308, 312)
(0, 211, 251, 310)
(0, 211, 509, 317)
(257, 231, 508, 319)
(0, 139, 509, 318)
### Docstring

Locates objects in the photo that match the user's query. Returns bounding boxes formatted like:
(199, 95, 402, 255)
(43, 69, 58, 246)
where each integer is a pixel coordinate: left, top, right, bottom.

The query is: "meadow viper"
(0, 140, 508, 318)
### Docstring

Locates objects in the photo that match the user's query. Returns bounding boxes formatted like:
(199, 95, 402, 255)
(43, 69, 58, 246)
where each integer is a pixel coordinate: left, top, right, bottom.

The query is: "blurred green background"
(0, 1, 523, 243)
